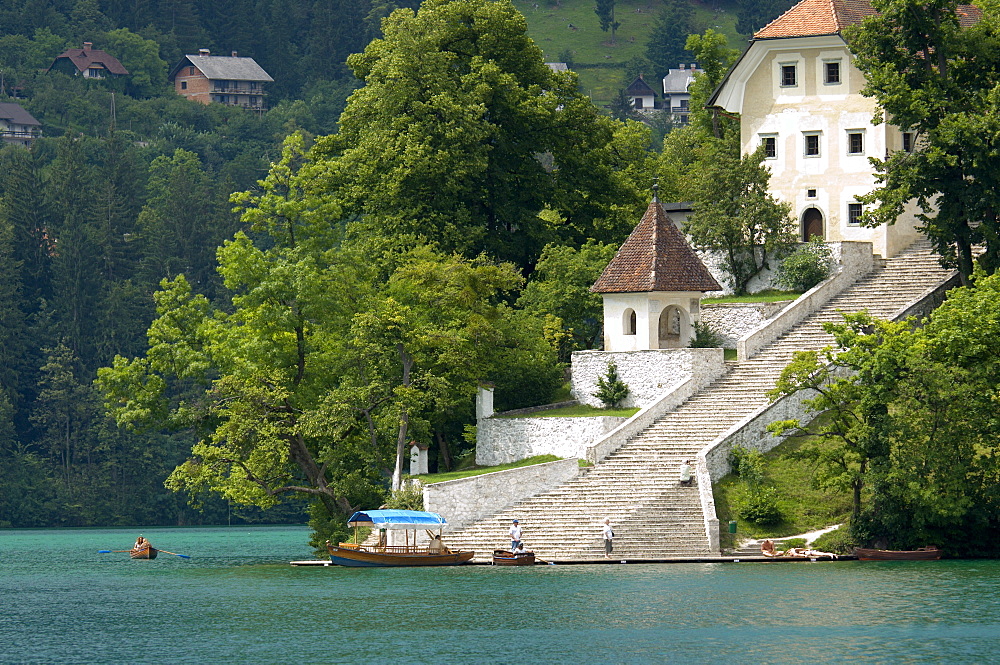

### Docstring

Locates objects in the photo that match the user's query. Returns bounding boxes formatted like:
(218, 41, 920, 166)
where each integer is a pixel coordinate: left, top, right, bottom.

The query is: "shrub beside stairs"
(443, 241, 956, 561)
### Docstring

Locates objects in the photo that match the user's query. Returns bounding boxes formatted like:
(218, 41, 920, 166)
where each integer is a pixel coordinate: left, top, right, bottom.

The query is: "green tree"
(101, 27, 168, 98)
(645, 0, 695, 81)
(686, 29, 740, 139)
(517, 240, 617, 358)
(595, 0, 620, 44)
(32, 342, 97, 495)
(847, 0, 1000, 282)
(685, 140, 796, 295)
(98, 136, 561, 540)
(327, 0, 641, 272)
(768, 275, 1000, 554)
(594, 360, 629, 408)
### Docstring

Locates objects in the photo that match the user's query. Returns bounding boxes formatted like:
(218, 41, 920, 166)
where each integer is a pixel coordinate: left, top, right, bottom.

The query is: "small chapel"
(590, 191, 721, 351)
(566, 192, 725, 409)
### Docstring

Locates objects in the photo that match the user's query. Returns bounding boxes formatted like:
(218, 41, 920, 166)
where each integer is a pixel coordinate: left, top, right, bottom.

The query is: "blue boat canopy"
(347, 509, 447, 530)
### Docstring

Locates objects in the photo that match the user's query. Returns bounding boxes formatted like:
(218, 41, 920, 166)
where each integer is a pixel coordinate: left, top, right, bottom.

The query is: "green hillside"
(512, 0, 746, 104)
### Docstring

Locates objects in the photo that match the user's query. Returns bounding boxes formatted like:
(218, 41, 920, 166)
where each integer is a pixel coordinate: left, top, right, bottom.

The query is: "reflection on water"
(2, 526, 999, 663)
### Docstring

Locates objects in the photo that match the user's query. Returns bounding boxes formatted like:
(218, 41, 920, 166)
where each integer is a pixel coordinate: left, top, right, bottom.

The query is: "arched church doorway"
(802, 207, 824, 241)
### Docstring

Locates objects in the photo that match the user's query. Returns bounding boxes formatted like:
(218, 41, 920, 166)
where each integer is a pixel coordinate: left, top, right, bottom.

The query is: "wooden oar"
(156, 549, 191, 559)
(534, 556, 555, 565)
(98, 550, 133, 553)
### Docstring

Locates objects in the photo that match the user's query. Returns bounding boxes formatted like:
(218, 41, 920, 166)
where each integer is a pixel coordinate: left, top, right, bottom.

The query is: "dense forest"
(0, 0, 437, 528)
(0, 0, 638, 530)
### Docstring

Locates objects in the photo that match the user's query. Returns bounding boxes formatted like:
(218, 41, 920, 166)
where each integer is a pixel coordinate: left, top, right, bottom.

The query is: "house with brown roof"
(168, 50, 272, 111)
(0, 103, 41, 147)
(707, 0, 979, 258)
(48, 42, 129, 79)
(592, 194, 720, 352)
(625, 74, 658, 111)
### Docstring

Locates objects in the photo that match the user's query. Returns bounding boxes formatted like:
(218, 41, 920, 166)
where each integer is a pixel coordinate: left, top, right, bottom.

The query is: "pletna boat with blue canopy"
(326, 509, 475, 567)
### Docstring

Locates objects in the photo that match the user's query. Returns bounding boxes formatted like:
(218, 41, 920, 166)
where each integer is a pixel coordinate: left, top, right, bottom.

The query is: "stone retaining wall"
(424, 459, 581, 532)
(476, 415, 627, 466)
(700, 301, 791, 348)
(570, 348, 725, 408)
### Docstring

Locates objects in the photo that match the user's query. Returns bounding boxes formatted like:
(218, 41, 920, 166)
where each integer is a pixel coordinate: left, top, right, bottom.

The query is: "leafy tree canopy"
(318, 0, 645, 272)
(847, 0, 1000, 282)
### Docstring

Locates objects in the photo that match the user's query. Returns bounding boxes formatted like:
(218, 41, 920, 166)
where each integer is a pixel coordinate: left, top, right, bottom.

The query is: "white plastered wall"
(721, 35, 922, 258)
(602, 291, 702, 351)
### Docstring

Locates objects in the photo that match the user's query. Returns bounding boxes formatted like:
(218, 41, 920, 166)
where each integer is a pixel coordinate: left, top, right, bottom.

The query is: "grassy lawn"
(500, 404, 640, 418)
(702, 289, 801, 304)
(512, 0, 745, 105)
(412, 454, 567, 483)
(713, 433, 853, 550)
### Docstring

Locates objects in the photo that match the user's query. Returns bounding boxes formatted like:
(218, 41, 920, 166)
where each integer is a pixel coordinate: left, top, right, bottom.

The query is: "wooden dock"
(290, 554, 854, 566)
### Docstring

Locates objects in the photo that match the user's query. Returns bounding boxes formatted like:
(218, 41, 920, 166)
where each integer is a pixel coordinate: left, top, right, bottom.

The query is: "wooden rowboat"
(130, 543, 158, 560)
(492, 549, 536, 566)
(854, 546, 941, 561)
(326, 510, 474, 567)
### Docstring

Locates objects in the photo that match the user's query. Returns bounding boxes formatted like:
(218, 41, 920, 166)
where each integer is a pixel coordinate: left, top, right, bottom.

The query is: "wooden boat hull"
(492, 550, 536, 566)
(855, 547, 941, 561)
(327, 544, 474, 567)
(130, 545, 158, 560)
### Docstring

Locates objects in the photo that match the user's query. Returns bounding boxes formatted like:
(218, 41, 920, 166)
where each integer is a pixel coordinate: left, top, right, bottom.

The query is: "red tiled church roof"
(755, 0, 979, 39)
(591, 200, 721, 294)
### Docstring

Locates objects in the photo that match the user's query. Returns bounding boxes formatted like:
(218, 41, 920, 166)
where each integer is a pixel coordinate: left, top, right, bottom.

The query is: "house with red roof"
(708, 0, 978, 258)
(48, 42, 129, 79)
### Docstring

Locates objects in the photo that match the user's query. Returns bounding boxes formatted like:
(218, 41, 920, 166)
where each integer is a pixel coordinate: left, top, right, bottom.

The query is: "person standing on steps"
(602, 518, 614, 559)
(510, 519, 523, 551)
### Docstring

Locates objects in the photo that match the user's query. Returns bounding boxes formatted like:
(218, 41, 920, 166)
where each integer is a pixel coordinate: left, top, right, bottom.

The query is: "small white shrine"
(590, 194, 720, 350)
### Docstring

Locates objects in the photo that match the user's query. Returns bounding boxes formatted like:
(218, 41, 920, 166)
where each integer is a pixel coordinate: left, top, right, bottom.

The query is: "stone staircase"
(444, 241, 955, 562)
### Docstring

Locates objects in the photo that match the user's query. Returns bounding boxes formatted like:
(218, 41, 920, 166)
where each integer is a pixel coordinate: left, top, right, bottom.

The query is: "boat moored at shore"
(326, 509, 474, 567)
(855, 546, 941, 561)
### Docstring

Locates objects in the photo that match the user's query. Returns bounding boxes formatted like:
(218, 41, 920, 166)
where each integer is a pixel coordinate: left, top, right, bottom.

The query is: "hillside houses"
(168, 50, 273, 110)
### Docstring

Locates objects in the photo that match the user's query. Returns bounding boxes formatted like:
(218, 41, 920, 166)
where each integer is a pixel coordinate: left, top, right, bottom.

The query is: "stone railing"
(424, 458, 580, 532)
(737, 242, 876, 361)
(585, 347, 726, 464)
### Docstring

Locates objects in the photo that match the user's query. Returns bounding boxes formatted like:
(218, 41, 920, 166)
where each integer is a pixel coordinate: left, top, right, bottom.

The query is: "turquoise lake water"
(3, 525, 1000, 663)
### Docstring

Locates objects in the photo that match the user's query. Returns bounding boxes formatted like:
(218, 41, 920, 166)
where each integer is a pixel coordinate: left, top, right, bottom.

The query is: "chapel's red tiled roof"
(754, 0, 979, 39)
(591, 200, 721, 294)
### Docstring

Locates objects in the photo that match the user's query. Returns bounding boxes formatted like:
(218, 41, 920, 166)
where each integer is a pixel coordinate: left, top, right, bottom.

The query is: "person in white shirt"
(509, 519, 523, 550)
(602, 518, 614, 558)
(679, 460, 694, 486)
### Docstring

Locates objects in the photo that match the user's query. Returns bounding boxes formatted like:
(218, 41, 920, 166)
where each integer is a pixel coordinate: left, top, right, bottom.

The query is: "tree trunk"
(391, 344, 414, 491)
(435, 429, 452, 472)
